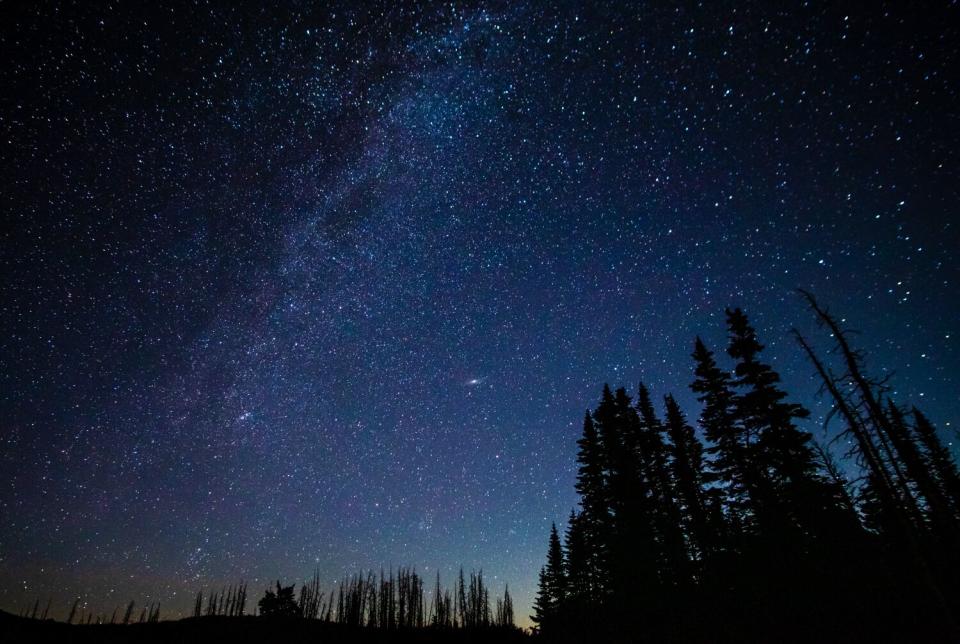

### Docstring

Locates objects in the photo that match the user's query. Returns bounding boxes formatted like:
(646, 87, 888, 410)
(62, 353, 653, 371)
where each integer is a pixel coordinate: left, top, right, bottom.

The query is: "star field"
(1, 1, 958, 626)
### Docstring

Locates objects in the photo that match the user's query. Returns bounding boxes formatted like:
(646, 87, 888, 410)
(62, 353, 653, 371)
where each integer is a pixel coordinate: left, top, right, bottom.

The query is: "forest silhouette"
(4, 292, 958, 643)
(530, 292, 960, 642)
(3, 567, 522, 643)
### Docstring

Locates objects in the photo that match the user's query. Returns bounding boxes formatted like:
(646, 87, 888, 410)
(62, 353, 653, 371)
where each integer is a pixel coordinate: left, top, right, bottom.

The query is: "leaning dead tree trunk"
(798, 290, 921, 517)
(795, 290, 959, 638)
(793, 331, 899, 514)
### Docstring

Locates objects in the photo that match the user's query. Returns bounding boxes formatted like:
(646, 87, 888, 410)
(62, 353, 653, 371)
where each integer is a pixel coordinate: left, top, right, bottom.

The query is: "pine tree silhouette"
(886, 402, 953, 525)
(635, 384, 689, 586)
(563, 510, 591, 607)
(664, 394, 711, 560)
(545, 523, 567, 605)
(691, 337, 756, 536)
(573, 411, 611, 596)
(912, 408, 960, 519)
(530, 566, 550, 633)
(727, 308, 830, 538)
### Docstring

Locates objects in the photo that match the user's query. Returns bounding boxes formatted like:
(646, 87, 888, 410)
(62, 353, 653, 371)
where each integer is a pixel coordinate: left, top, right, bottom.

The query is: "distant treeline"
(198, 567, 514, 629)
(15, 567, 515, 632)
(16, 596, 161, 626)
(532, 292, 960, 642)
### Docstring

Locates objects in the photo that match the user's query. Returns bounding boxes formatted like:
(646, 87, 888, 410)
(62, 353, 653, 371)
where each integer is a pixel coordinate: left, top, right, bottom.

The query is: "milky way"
(1, 2, 957, 624)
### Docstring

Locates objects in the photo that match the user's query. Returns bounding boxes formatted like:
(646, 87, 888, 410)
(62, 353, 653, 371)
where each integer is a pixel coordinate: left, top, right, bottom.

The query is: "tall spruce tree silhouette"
(532, 523, 567, 633)
(664, 394, 711, 562)
(912, 408, 960, 519)
(597, 386, 660, 607)
(563, 510, 591, 609)
(726, 308, 816, 497)
(545, 524, 567, 606)
(886, 402, 954, 528)
(691, 337, 757, 539)
(726, 308, 864, 632)
(573, 411, 610, 597)
(636, 384, 689, 587)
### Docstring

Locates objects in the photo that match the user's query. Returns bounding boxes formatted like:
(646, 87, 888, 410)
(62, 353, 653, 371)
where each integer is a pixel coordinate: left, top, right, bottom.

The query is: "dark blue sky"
(1, 1, 957, 625)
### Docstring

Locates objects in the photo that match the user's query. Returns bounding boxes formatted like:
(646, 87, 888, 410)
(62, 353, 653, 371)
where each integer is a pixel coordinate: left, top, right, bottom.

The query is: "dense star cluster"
(1, 1, 957, 625)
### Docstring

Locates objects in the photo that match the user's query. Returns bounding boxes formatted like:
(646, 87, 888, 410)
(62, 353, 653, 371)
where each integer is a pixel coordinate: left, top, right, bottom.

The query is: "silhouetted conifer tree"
(563, 510, 591, 606)
(636, 384, 689, 585)
(594, 386, 660, 602)
(691, 337, 754, 535)
(574, 411, 611, 594)
(886, 402, 954, 526)
(531, 524, 566, 632)
(530, 566, 550, 632)
(727, 308, 839, 538)
(913, 408, 960, 518)
(664, 394, 711, 560)
(545, 523, 567, 605)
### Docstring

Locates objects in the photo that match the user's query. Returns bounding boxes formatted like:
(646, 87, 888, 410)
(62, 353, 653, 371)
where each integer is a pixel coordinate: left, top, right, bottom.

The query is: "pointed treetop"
(726, 307, 765, 363)
(602, 383, 614, 400)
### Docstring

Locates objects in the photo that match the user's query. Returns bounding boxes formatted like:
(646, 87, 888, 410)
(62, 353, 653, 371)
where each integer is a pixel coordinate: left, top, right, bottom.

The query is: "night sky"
(1, 1, 958, 625)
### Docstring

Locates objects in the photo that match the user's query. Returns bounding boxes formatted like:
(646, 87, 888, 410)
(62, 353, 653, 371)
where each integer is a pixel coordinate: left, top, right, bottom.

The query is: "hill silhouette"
(0, 610, 529, 644)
